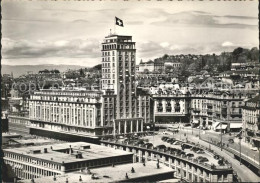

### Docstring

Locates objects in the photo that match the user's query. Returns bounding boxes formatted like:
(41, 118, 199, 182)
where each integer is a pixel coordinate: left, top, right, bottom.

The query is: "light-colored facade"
(3, 142, 133, 180)
(101, 34, 147, 135)
(28, 89, 109, 137)
(101, 140, 234, 182)
(152, 87, 255, 133)
(242, 95, 260, 146)
(138, 60, 155, 73)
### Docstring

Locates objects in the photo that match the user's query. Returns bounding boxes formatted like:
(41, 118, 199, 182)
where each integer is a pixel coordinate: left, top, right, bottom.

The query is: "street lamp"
(191, 120, 193, 135)
(208, 133, 211, 150)
(239, 135, 242, 165)
(198, 119, 201, 140)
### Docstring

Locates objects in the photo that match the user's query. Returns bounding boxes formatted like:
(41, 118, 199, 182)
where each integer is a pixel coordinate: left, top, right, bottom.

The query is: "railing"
(200, 137, 260, 170)
(102, 140, 233, 172)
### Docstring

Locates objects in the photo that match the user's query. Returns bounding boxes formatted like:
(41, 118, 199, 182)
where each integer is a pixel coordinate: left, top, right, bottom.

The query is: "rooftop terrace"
(19, 161, 174, 183)
(4, 142, 132, 164)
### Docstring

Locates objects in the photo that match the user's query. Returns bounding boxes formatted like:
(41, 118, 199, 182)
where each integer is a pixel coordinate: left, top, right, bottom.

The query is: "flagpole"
(114, 17, 116, 34)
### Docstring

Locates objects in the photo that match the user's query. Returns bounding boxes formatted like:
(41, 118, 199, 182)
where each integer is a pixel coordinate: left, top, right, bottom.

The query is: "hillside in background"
(1, 64, 87, 77)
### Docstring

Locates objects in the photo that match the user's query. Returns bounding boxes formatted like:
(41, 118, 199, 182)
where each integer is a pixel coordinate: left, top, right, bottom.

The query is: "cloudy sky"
(2, 1, 258, 66)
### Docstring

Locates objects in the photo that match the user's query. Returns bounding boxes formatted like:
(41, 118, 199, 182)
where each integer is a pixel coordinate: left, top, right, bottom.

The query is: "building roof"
(247, 95, 260, 104)
(19, 161, 174, 183)
(3, 142, 132, 164)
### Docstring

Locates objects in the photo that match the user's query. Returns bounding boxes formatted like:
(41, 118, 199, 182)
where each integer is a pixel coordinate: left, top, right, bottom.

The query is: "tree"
(80, 68, 85, 77)
(162, 54, 169, 60)
(250, 47, 259, 61)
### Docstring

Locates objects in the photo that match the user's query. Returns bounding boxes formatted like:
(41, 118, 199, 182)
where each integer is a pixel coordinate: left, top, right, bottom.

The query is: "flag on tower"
(115, 17, 124, 27)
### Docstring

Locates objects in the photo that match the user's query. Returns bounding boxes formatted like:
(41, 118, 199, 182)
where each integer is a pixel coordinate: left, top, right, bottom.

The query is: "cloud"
(221, 15, 258, 20)
(138, 41, 203, 59)
(151, 11, 257, 29)
(222, 41, 234, 47)
(2, 37, 100, 59)
(160, 42, 170, 48)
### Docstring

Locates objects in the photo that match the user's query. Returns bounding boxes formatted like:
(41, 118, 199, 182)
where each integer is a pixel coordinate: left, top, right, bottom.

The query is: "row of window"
(4, 153, 61, 170)
(30, 105, 95, 127)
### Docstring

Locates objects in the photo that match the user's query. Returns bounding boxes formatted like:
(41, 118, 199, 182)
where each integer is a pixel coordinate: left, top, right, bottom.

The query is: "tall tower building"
(101, 34, 144, 135)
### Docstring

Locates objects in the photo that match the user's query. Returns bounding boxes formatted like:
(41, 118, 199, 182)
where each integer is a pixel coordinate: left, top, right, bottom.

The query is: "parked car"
(167, 138, 175, 143)
(162, 131, 171, 135)
(196, 156, 209, 162)
(170, 140, 177, 144)
(199, 157, 209, 163)
(251, 147, 258, 151)
(173, 141, 181, 145)
(214, 155, 220, 160)
(161, 136, 168, 141)
(196, 150, 205, 154)
(156, 145, 167, 150)
(145, 143, 153, 149)
(182, 144, 192, 149)
(191, 147, 200, 152)
(186, 153, 194, 157)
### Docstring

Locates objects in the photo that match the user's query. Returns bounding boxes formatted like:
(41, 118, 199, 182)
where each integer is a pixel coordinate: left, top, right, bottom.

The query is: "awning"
(230, 123, 242, 129)
(216, 124, 227, 130)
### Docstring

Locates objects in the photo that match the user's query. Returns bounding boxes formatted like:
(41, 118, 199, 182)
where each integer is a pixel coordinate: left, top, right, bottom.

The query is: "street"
(145, 129, 260, 182)
(178, 127, 260, 164)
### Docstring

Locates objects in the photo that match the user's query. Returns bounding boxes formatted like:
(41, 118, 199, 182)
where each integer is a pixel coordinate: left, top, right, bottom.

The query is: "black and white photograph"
(1, 0, 259, 182)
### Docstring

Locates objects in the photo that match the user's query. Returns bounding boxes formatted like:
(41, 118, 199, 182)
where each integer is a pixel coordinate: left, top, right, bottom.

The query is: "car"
(176, 150, 186, 156)
(186, 153, 194, 157)
(170, 140, 177, 144)
(196, 150, 205, 154)
(199, 157, 209, 163)
(161, 136, 168, 141)
(162, 131, 171, 135)
(156, 145, 167, 150)
(182, 144, 192, 149)
(196, 156, 209, 162)
(251, 147, 258, 151)
(214, 155, 220, 160)
(191, 147, 200, 152)
(145, 143, 153, 149)
(173, 141, 181, 145)
(166, 138, 174, 143)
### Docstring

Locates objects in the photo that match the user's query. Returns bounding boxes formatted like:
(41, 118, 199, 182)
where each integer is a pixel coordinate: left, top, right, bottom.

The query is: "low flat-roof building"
(3, 142, 133, 180)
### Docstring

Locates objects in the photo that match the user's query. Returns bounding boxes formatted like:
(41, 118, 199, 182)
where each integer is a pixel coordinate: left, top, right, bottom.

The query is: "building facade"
(242, 95, 260, 146)
(3, 142, 133, 180)
(101, 34, 148, 135)
(138, 60, 155, 73)
(28, 89, 111, 138)
(152, 86, 256, 133)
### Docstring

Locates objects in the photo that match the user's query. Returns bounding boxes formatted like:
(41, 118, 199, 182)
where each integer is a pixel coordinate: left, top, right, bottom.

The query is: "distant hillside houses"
(138, 59, 182, 73)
